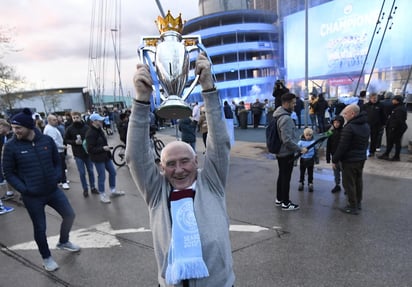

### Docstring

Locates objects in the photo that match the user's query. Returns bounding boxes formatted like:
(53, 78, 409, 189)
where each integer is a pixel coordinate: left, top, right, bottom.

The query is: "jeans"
(333, 161, 342, 185)
(22, 188, 75, 259)
(59, 152, 67, 183)
(309, 114, 317, 130)
(316, 114, 326, 133)
(74, 156, 96, 191)
(299, 158, 314, 184)
(93, 160, 116, 193)
(342, 161, 365, 208)
(276, 154, 295, 204)
(369, 125, 381, 154)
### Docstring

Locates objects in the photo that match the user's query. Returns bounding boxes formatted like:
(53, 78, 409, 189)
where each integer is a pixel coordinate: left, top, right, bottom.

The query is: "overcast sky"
(1, 0, 199, 96)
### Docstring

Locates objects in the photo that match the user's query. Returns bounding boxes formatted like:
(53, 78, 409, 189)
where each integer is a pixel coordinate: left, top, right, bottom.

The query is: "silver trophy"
(139, 11, 201, 119)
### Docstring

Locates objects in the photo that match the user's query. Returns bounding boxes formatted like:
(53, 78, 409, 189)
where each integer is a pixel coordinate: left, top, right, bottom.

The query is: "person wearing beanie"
(378, 95, 408, 161)
(3, 108, 80, 272)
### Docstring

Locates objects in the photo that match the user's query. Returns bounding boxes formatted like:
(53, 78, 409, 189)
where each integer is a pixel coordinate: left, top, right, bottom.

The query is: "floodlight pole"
(354, 0, 386, 96)
(365, 0, 397, 91)
(154, 0, 166, 18)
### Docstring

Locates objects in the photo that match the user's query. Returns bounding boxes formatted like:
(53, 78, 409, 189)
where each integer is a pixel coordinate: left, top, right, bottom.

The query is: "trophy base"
(155, 97, 193, 119)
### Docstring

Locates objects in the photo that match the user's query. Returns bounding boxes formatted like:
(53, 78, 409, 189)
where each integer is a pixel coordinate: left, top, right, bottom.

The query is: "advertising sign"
(284, 0, 410, 80)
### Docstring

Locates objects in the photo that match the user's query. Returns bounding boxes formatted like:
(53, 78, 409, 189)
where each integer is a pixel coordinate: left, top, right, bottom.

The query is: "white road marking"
(5, 222, 271, 251)
(229, 224, 269, 232)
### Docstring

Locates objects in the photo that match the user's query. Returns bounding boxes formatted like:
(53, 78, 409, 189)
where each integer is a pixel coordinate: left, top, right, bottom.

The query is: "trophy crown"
(156, 10, 185, 34)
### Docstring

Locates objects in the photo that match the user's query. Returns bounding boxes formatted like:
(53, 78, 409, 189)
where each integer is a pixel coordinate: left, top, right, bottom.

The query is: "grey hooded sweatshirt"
(272, 106, 301, 157)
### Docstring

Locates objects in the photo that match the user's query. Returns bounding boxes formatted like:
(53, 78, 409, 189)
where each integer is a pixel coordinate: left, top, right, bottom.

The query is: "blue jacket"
(3, 129, 61, 196)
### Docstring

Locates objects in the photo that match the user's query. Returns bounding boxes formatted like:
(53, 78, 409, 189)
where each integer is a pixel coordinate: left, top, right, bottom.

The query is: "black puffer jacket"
(3, 129, 61, 196)
(326, 115, 344, 163)
(332, 111, 370, 163)
(386, 104, 408, 138)
(85, 125, 111, 163)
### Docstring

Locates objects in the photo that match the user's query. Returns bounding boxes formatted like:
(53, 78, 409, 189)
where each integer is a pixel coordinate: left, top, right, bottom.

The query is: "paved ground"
(1, 126, 411, 287)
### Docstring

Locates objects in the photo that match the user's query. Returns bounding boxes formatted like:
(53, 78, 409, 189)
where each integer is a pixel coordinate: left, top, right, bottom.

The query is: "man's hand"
(133, 64, 153, 102)
(195, 53, 214, 91)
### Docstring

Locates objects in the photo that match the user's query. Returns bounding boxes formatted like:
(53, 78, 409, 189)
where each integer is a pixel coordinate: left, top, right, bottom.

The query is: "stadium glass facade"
(183, 9, 279, 103)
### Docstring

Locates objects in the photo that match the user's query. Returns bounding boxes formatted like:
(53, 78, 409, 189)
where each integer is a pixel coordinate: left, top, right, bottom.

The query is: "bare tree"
(0, 63, 24, 111)
(38, 91, 63, 114)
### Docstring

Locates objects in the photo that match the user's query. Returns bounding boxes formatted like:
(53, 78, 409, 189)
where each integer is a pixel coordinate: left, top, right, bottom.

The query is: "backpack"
(266, 114, 285, 154)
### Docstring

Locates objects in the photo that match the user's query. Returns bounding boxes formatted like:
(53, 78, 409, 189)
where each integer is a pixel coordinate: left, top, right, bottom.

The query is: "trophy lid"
(156, 11, 185, 34)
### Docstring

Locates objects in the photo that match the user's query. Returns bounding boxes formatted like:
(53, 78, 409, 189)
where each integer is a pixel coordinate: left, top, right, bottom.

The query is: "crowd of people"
(270, 86, 408, 215)
(0, 106, 131, 270)
(0, 59, 409, 286)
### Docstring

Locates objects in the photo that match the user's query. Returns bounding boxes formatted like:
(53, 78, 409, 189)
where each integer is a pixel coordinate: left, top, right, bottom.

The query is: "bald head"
(160, 141, 196, 165)
(160, 141, 198, 190)
(47, 114, 58, 127)
(341, 104, 359, 122)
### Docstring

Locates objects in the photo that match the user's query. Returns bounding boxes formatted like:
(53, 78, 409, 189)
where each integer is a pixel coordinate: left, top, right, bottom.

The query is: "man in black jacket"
(3, 108, 80, 271)
(85, 113, 125, 203)
(332, 104, 370, 215)
(364, 93, 386, 157)
(65, 111, 97, 197)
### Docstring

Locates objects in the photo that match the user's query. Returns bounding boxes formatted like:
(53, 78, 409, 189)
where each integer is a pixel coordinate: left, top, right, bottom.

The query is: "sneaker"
(56, 241, 81, 252)
(340, 205, 358, 215)
(298, 182, 303, 191)
(1, 191, 14, 201)
(308, 183, 314, 192)
(83, 190, 89, 198)
(331, 185, 341, 193)
(91, 188, 99, 194)
(110, 190, 125, 198)
(100, 193, 111, 204)
(281, 202, 300, 211)
(368, 153, 374, 157)
(275, 199, 282, 207)
(390, 157, 400, 162)
(61, 182, 70, 190)
(43, 256, 59, 272)
(0, 205, 14, 215)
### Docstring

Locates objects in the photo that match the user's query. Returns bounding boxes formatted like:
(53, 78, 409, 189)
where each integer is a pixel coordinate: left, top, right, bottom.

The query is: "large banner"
(284, 0, 410, 80)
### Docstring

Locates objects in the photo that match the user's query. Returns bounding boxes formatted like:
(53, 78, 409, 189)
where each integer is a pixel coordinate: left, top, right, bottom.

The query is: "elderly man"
(332, 104, 370, 215)
(126, 53, 235, 287)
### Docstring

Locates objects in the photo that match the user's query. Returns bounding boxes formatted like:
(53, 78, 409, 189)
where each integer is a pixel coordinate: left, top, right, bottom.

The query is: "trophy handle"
(182, 74, 200, 101)
(140, 44, 168, 102)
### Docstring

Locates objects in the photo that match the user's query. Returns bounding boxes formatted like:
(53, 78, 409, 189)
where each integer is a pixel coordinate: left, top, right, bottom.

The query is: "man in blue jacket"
(3, 108, 80, 272)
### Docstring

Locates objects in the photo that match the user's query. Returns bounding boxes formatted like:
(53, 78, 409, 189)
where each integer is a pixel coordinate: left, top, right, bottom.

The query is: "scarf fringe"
(166, 257, 209, 285)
